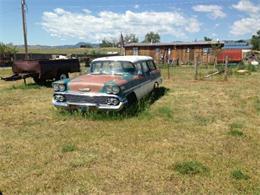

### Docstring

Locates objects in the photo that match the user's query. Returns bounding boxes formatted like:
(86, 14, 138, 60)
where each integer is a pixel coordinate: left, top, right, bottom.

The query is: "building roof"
(124, 41, 224, 47)
(223, 41, 252, 49)
(92, 55, 153, 63)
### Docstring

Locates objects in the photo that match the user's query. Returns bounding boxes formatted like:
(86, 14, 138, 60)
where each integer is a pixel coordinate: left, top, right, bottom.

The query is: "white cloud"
(230, 0, 260, 36)
(232, 0, 260, 14)
(41, 8, 200, 42)
(192, 5, 226, 19)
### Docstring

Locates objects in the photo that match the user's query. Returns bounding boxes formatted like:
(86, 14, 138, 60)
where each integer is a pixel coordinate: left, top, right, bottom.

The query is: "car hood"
(68, 74, 133, 92)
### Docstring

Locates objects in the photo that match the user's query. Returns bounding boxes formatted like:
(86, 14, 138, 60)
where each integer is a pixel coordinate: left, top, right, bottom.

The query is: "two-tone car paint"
(52, 56, 162, 111)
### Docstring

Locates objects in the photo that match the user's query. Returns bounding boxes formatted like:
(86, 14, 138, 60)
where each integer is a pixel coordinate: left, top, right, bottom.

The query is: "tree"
(100, 39, 114, 48)
(124, 34, 139, 44)
(251, 30, 260, 50)
(143, 32, 160, 43)
(0, 43, 17, 58)
(204, 37, 212, 41)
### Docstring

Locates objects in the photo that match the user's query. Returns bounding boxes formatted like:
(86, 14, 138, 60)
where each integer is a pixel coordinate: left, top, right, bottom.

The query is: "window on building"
(186, 48, 190, 53)
(133, 47, 138, 55)
(203, 48, 210, 54)
(155, 48, 160, 53)
(168, 48, 172, 56)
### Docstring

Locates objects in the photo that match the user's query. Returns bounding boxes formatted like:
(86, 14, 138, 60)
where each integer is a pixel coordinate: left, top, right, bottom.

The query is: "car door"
(131, 62, 147, 100)
(140, 61, 154, 94)
(147, 60, 161, 83)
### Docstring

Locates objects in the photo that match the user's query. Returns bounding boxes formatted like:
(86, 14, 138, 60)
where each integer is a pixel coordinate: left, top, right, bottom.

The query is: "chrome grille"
(65, 94, 108, 104)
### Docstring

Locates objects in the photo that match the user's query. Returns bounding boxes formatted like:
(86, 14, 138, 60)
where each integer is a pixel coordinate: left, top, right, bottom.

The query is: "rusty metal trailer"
(1, 59, 80, 84)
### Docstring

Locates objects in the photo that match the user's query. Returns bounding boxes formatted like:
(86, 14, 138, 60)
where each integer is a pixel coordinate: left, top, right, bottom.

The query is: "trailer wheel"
(33, 77, 46, 85)
(56, 73, 69, 81)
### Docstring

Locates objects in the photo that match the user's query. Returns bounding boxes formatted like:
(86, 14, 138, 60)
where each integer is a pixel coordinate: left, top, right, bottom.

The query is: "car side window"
(141, 61, 149, 73)
(147, 60, 156, 71)
(135, 62, 142, 73)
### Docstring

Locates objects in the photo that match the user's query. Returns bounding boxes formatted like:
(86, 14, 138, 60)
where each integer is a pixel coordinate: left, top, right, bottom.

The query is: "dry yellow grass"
(0, 66, 259, 193)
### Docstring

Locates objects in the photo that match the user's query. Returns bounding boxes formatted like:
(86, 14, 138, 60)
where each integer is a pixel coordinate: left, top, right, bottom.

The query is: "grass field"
(0, 66, 259, 193)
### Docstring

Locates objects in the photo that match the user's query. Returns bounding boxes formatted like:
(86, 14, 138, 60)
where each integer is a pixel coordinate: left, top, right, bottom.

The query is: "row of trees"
(100, 32, 160, 48)
(0, 43, 17, 58)
(251, 30, 260, 50)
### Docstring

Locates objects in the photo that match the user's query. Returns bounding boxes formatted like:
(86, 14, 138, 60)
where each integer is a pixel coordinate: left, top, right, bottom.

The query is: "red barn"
(217, 49, 242, 63)
(217, 41, 252, 63)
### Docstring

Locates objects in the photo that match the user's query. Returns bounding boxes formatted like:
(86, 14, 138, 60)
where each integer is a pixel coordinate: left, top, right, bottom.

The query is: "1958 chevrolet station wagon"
(52, 56, 162, 111)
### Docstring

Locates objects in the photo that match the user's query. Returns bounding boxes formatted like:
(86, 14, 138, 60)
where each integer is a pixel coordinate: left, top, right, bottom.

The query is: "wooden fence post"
(194, 56, 199, 80)
(224, 56, 228, 81)
(167, 63, 170, 79)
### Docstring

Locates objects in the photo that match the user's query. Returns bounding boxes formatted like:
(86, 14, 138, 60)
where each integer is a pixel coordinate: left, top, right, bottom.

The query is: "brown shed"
(124, 41, 224, 65)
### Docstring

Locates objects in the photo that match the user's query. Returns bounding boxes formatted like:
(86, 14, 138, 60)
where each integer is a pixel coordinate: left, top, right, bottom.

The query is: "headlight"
(106, 97, 119, 106)
(105, 85, 120, 94)
(53, 83, 66, 92)
(58, 84, 66, 92)
(54, 95, 65, 102)
(53, 83, 59, 91)
(105, 86, 112, 94)
(112, 86, 120, 94)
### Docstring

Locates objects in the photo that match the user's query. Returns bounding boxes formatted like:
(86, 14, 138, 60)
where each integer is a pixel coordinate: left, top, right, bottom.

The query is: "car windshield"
(90, 61, 137, 75)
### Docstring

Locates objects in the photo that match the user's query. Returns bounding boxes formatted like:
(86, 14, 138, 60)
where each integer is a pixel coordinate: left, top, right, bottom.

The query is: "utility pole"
(21, 0, 29, 60)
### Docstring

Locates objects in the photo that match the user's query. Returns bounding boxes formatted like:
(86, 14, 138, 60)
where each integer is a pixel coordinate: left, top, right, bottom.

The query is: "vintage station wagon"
(52, 56, 162, 111)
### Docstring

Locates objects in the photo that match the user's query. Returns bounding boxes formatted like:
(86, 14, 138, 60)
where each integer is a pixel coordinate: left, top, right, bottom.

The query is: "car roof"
(92, 55, 153, 63)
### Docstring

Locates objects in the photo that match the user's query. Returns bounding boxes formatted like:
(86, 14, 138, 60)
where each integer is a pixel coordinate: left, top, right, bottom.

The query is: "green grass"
(171, 161, 209, 175)
(231, 170, 250, 180)
(62, 144, 77, 153)
(0, 66, 260, 193)
(228, 130, 244, 137)
(156, 106, 173, 119)
(228, 122, 245, 137)
(255, 97, 260, 113)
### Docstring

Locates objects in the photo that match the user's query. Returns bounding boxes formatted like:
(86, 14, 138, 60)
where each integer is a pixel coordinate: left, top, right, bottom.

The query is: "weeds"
(194, 115, 214, 126)
(228, 130, 244, 137)
(230, 122, 243, 130)
(228, 122, 245, 137)
(171, 161, 209, 175)
(56, 87, 168, 120)
(255, 97, 260, 113)
(6, 83, 42, 90)
(157, 106, 173, 119)
(231, 170, 250, 180)
(62, 144, 77, 153)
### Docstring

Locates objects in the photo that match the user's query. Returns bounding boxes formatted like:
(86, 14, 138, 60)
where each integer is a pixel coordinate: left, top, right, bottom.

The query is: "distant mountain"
(16, 42, 100, 49)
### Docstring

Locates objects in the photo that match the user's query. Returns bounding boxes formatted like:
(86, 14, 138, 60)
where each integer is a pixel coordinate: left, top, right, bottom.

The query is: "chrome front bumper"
(52, 91, 127, 111)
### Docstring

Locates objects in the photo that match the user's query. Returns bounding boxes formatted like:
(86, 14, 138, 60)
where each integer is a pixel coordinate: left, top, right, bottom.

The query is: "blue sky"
(0, 0, 259, 45)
